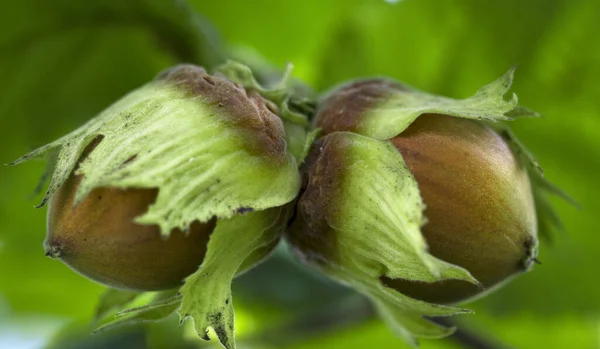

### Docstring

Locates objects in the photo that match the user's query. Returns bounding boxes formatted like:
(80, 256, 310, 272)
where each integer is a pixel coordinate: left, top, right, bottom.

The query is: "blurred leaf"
(45, 321, 147, 349)
(466, 307, 599, 349)
(189, 0, 352, 82)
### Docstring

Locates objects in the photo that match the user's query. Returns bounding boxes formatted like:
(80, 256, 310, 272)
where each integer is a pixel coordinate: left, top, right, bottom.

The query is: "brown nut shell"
(383, 114, 537, 304)
(45, 140, 215, 291)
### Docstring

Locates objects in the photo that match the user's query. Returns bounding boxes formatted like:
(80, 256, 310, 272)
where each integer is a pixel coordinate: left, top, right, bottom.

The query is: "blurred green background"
(1, 0, 598, 348)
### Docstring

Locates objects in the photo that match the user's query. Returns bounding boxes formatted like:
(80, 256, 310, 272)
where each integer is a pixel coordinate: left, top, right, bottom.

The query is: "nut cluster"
(14, 62, 564, 349)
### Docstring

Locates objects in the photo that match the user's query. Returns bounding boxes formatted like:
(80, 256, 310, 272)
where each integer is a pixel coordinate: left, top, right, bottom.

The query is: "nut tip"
(45, 245, 63, 259)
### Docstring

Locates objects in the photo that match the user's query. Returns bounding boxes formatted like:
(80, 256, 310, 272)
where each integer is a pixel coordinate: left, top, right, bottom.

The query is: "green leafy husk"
(10, 64, 301, 235)
(290, 131, 478, 345)
(357, 67, 540, 140)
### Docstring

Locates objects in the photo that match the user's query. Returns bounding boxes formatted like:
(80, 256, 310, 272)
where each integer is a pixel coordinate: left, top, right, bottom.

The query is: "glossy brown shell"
(383, 114, 537, 304)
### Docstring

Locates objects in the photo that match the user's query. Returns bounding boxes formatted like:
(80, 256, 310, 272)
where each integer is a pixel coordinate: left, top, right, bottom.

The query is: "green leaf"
(178, 206, 287, 349)
(93, 289, 141, 325)
(359, 67, 539, 140)
(357, 275, 472, 346)
(93, 292, 182, 334)
(1, 0, 225, 66)
(373, 299, 456, 345)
